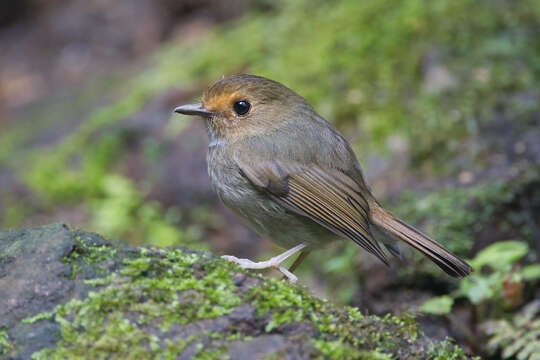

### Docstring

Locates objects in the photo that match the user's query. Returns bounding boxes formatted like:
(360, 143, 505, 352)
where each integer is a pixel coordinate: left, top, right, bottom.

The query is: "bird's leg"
(281, 250, 310, 281)
(288, 250, 310, 273)
(221, 243, 307, 283)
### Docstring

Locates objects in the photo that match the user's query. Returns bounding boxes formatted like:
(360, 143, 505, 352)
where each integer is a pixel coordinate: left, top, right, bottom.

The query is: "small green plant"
(481, 300, 540, 360)
(422, 241, 538, 315)
(422, 241, 539, 356)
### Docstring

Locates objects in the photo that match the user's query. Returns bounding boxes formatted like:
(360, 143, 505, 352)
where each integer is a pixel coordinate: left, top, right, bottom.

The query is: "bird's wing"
(235, 156, 389, 264)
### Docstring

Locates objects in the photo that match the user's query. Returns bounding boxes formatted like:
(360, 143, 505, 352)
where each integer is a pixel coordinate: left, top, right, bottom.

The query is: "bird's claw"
(221, 255, 299, 283)
(221, 255, 258, 268)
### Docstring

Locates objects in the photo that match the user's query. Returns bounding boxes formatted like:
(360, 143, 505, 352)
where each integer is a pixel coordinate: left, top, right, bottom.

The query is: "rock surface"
(0, 224, 474, 359)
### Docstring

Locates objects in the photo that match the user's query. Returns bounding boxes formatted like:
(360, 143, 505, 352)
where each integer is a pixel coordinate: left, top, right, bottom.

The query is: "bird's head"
(174, 74, 313, 142)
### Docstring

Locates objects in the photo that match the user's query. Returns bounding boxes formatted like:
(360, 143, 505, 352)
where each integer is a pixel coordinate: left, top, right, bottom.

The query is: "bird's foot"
(221, 243, 307, 283)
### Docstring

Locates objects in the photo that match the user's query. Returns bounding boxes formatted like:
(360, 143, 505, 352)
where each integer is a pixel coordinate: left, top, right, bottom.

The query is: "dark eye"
(233, 100, 251, 116)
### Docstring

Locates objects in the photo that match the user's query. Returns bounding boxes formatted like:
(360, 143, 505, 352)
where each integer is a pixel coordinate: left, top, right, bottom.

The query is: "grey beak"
(174, 103, 213, 117)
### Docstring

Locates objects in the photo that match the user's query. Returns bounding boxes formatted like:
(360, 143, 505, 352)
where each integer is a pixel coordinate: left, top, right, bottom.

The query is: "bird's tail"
(368, 200, 472, 278)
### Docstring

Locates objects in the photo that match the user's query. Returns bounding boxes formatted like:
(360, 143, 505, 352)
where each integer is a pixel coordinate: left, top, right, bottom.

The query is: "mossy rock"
(0, 224, 475, 359)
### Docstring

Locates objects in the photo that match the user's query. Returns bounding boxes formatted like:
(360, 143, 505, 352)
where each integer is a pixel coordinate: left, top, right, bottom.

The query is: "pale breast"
(206, 144, 336, 249)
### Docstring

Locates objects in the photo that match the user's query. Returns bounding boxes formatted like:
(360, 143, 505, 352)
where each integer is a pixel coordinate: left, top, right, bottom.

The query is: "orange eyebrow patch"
(203, 91, 241, 113)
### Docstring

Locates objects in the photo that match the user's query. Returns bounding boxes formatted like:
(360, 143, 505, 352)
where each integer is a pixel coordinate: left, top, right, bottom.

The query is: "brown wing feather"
(236, 158, 389, 265)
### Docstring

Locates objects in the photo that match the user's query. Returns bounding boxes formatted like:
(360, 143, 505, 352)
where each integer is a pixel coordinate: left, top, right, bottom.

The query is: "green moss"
(159, 338, 195, 360)
(57, 234, 121, 279)
(247, 273, 424, 356)
(74, 234, 118, 265)
(429, 339, 480, 360)
(193, 345, 230, 360)
(30, 249, 242, 359)
(313, 339, 393, 360)
(28, 246, 470, 359)
(0, 329, 12, 355)
(22, 312, 53, 324)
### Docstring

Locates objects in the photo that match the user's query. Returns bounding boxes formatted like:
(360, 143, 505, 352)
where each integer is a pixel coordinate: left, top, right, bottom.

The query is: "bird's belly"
(207, 149, 334, 249)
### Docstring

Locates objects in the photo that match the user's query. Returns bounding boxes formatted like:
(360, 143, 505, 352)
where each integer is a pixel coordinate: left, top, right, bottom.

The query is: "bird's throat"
(206, 120, 227, 148)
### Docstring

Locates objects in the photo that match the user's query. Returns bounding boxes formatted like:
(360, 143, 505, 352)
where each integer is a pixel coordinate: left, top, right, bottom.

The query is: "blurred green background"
(1, 0, 539, 358)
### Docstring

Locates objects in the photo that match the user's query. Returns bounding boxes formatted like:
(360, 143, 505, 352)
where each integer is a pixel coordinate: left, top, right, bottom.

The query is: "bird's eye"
(233, 100, 251, 116)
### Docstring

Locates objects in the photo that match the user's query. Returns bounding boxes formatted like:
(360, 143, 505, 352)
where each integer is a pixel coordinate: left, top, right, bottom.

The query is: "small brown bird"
(174, 74, 472, 282)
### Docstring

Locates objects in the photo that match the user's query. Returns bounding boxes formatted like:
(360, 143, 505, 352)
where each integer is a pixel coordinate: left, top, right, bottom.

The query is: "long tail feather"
(368, 200, 472, 278)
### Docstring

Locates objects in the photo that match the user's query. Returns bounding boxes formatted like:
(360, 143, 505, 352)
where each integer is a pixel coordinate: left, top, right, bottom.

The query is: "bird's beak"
(173, 103, 213, 117)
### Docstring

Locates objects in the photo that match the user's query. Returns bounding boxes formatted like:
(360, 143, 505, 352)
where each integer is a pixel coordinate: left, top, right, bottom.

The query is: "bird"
(174, 74, 472, 282)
